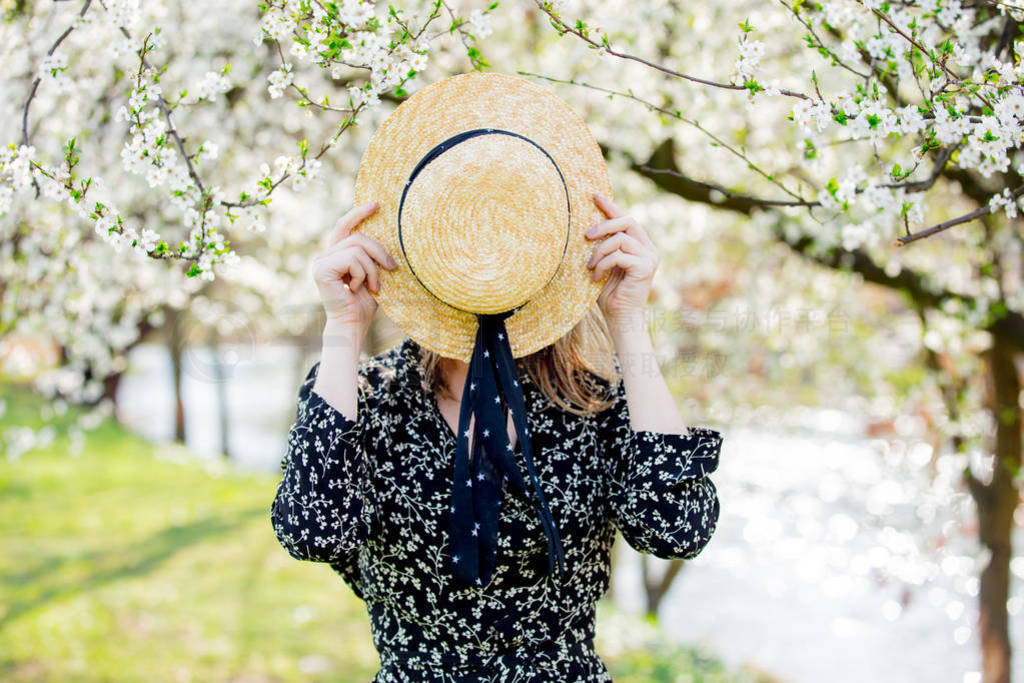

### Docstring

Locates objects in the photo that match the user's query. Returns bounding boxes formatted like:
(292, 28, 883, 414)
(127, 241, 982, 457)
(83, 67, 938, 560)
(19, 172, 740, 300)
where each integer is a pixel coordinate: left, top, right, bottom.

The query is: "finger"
(350, 248, 381, 293)
(591, 249, 643, 281)
(593, 192, 625, 219)
(586, 215, 653, 250)
(330, 200, 380, 246)
(323, 231, 398, 270)
(586, 231, 646, 268)
(351, 232, 398, 270)
(345, 257, 367, 293)
(313, 243, 362, 284)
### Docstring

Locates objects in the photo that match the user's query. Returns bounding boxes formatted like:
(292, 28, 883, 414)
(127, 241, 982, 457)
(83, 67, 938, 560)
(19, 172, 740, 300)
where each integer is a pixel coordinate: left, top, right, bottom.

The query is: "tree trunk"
(967, 333, 1021, 683)
(641, 553, 685, 618)
(167, 309, 186, 443)
(209, 331, 231, 459)
(606, 533, 618, 601)
(102, 371, 122, 406)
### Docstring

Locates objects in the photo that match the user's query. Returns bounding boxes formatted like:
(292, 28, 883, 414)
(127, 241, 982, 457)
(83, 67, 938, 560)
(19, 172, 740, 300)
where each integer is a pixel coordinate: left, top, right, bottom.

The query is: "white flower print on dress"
(271, 337, 723, 681)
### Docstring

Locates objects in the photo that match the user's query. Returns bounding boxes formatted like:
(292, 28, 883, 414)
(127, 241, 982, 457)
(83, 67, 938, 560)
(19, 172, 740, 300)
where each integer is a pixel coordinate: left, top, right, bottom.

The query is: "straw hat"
(353, 71, 613, 362)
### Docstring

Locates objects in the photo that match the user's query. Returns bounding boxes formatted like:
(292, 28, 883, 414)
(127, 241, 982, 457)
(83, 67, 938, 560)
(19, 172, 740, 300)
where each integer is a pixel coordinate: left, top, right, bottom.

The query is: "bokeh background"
(2, 1, 1023, 682)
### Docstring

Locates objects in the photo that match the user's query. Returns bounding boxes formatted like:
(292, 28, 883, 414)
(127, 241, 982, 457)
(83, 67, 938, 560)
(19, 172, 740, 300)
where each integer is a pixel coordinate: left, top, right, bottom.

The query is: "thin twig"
(533, 0, 811, 100)
(519, 70, 812, 202)
(779, 0, 871, 80)
(893, 186, 1024, 246)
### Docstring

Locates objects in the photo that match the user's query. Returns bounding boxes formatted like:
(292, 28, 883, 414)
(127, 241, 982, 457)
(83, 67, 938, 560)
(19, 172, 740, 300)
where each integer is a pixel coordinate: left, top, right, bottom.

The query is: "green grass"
(0, 385, 776, 682)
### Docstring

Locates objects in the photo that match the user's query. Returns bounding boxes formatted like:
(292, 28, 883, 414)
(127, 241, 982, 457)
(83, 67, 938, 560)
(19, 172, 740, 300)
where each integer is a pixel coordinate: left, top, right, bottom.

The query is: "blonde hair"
(420, 303, 620, 417)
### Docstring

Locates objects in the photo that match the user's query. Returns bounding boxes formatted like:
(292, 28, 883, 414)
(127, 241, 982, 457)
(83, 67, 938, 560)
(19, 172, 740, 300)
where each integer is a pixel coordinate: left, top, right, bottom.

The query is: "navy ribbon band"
(396, 128, 571, 588)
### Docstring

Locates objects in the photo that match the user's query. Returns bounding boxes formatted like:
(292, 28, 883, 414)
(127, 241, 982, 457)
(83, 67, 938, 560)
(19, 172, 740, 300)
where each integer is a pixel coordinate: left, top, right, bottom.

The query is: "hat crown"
(399, 129, 570, 315)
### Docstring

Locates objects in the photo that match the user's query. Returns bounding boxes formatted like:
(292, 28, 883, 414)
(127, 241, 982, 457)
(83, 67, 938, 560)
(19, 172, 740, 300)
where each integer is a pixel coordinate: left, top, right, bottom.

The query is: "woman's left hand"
(585, 193, 659, 329)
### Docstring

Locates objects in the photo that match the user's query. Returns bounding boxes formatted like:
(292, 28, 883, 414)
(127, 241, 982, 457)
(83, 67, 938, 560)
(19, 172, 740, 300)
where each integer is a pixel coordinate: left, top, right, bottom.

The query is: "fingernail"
(585, 227, 596, 237)
(388, 255, 398, 268)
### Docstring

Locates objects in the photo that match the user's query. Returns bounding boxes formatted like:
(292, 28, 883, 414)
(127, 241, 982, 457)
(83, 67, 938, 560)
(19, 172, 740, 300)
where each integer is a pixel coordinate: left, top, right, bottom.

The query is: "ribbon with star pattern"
(447, 309, 566, 588)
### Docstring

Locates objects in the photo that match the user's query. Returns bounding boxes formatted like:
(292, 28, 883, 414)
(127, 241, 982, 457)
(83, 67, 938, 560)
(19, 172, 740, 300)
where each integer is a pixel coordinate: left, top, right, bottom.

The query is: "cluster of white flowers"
(987, 187, 1024, 219)
(0, 56, 241, 279)
(544, 0, 570, 14)
(236, 205, 266, 233)
(119, 78, 193, 196)
(37, 51, 73, 93)
(817, 164, 867, 211)
(38, 51, 67, 76)
(734, 36, 765, 81)
(196, 140, 219, 163)
(347, 82, 379, 108)
(334, 0, 376, 26)
(896, 105, 926, 135)
(1, 145, 38, 195)
(468, 9, 494, 39)
(194, 70, 231, 102)
(255, 5, 297, 43)
(291, 157, 323, 191)
(104, 0, 143, 32)
(791, 98, 833, 133)
(849, 100, 898, 142)
(267, 62, 294, 99)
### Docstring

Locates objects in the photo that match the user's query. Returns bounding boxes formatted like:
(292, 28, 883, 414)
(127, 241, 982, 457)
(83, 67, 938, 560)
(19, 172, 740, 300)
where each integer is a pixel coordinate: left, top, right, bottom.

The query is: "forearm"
(272, 353, 377, 563)
(312, 320, 367, 421)
(607, 309, 689, 435)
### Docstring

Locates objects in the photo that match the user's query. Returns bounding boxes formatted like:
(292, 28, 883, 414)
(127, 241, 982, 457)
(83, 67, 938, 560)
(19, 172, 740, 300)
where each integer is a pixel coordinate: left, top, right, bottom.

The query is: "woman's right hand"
(312, 200, 398, 334)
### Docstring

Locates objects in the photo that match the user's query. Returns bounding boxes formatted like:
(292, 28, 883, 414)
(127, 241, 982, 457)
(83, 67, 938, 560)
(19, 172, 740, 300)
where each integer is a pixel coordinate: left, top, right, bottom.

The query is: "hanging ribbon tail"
(448, 322, 486, 586)
(485, 315, 566, 581)
(449, 318, 509, 588)
(447, 309, 567, 589)
(470, 412, 502, 585)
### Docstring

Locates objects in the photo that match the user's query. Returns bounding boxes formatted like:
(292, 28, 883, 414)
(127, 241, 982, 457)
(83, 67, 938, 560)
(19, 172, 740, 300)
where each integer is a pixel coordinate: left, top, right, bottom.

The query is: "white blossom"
(194, 71, 231, 101)
(267, 63, 293, 99)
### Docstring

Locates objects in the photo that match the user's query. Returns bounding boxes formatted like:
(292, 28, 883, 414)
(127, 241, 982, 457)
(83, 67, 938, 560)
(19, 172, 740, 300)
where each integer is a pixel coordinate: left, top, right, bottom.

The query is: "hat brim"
(353, 71, 613, 362)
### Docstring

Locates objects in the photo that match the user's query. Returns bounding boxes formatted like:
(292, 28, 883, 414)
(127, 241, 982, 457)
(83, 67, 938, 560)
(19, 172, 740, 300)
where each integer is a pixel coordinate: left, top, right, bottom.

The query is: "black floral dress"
(271, 337, 723, 682)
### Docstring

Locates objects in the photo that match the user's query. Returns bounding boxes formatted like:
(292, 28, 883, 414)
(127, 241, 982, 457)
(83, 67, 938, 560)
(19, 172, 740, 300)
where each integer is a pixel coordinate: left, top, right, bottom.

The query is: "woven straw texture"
(353, 71, 613, 362)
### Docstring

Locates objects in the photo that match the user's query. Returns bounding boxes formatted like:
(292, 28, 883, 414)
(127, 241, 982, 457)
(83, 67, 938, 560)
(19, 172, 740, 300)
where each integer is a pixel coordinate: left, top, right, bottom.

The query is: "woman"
(271, 191, 724, 682)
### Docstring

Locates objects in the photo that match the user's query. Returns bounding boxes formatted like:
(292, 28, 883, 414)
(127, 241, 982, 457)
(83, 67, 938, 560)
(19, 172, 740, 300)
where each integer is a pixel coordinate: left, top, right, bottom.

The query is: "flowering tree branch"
(20, 0, 93, 197)
(533, 0, 811, 99)
(533, 0, 1024, 248)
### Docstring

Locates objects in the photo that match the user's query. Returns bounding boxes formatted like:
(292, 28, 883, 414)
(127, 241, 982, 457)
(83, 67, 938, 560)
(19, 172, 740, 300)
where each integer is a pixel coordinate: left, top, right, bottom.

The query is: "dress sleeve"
(599, 373, 723, 560)
(270, 360, 379, 563)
